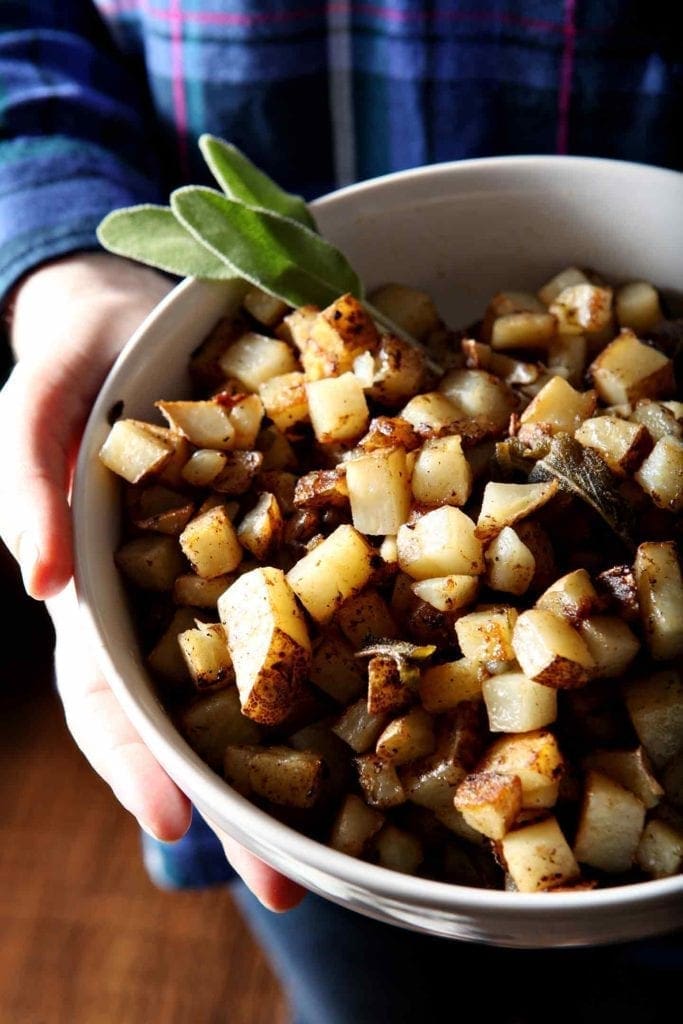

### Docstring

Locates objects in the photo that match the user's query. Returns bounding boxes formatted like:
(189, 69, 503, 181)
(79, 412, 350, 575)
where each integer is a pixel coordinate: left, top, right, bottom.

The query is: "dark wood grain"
(0, 546, 288, 1024)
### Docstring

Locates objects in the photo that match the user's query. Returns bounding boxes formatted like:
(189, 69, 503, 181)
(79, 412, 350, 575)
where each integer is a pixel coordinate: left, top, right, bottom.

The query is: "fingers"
(49, 587, 192, 841)
(208, 821, 307, 912)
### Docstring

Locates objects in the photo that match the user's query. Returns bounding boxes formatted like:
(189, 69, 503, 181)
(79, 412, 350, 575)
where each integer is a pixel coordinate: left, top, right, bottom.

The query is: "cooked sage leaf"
(356, 640, 436, 691)
(171, 186, 363, 308)
(528, 432, 637, 550)
(199, 134, 317, 231)
(96, 205, 238, 280)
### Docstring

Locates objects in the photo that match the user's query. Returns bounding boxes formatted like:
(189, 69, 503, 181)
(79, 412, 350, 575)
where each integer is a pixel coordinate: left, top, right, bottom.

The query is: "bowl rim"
(73, 153, 683, 924)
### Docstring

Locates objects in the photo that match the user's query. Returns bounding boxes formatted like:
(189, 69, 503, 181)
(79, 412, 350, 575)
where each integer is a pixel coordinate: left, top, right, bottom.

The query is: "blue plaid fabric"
(1, 1, 681, 303)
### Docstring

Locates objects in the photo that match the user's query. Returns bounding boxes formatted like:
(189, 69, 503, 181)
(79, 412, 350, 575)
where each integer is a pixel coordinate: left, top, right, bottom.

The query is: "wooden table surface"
(0, 546, 288, 1024)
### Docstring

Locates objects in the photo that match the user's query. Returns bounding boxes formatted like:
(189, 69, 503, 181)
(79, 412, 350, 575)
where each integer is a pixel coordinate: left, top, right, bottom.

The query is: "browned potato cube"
(634, 435, 683, 512)
(411, 574, 479, 613)
(309, 630, 366, 705)
(582, 747, 663, 809)
(573, 770, 646, 874)
(306, 372, 369, 443)
(218, 331, 298, 392)
(502, 816, 580, 892)
(410, 435, 472, 507)
(236, 492, 284, 561)
(286, 525, 375, 624)
(454, 606, 518, 663)
(156, 399, 237, 450)
(636, 819, 683, 879)
(479, 730, 564, 808)
(180, 505, 243, 578)
(397, 506, 483, 580)
(355, 753, 406, 808)
(346, 446, 411, 535)
(548, 283, 613, 336)
(99, 418, 174, 483)
(179, 687, 262, 770)
(258, 371, 309, 433)
(512, 609, 594, 688)
(475, 480, 558, 541)
(482, 671, 557, 733)
(303, 293, 380, 380)
(375, 707, 436, 766)
(224, 744, 323, 808)
(454, 771, 523, 839)
(330, 794, 385, 857)
(115, 535, 186, 591)
(178, 621, 234, 690)
(242, 285, 289, 327)
(615, 281, 663, 335)
(367, 656, 414, 715)
(574, 415, 651, 476)
(336, 589, 398, 648)
(485, 527, 535, 596)
(519, 375, 596, 435)
(624, 670, 683, 769)
(634, 541, 683, 661)
(577, 616, 640, 679)
(589, 329, 674, 405)
(418, 658, 485, 713)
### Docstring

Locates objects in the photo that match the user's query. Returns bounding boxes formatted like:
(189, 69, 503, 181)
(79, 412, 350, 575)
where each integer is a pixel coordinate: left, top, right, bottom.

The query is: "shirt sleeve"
(0, 3, 165, 302)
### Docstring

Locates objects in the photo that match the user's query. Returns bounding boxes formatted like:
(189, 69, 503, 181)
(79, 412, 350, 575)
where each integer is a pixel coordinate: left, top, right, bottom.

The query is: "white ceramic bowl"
(74, 156, 683, 948)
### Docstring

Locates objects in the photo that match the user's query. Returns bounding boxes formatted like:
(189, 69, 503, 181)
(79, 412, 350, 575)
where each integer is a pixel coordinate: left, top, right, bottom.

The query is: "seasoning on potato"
(100, 274, 683, 892)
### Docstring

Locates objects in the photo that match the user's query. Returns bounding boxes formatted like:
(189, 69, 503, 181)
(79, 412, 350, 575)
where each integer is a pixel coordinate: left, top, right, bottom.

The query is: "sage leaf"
(97, 205, 237, 280)
(171, 186, 363, 308)
(356, 639, 436, 691)
(199, 134, 317, 231)
(528, 432, 636, 551)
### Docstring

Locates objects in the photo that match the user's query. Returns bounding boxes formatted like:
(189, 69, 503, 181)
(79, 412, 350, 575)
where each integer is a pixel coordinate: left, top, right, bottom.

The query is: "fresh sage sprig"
(97, 134, 436, 365)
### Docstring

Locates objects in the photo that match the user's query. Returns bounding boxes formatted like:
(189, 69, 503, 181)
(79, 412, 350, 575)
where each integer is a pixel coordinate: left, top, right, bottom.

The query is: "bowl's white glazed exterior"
(73, 157, 683, 948)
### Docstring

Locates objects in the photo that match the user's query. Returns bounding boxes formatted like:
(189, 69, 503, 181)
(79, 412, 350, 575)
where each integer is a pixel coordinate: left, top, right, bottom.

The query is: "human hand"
(0, 252, 304, 910)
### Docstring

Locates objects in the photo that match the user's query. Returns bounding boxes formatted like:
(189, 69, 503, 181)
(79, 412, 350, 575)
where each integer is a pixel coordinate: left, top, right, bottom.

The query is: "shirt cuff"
(0, 135, 164, 304)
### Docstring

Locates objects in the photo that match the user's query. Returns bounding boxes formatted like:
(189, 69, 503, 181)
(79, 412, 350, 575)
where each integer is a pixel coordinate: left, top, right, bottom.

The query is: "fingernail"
(17, 532, 39, 595)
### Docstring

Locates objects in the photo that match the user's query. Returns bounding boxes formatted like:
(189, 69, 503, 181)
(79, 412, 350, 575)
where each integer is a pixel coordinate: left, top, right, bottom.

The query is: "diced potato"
(336, 590, 398, 648)
(345, 447, 411, 535)
(156, 399, 236, 450)
(128, 484, 194, 536)
(512, 609, 594, 688)
(482, 671, 558, 733)
(411, 574, 479, 613)
(410, 435, 472, 507)
(218, 567, 311, 725)
(242, 285, 289, 327)
(418, 658, 485, 713)
(478, 731, 564, 808)
(636, 819, 683, 878)
(375, 707, 436, 766)
(629, 398, 683, 442)
(475, 480, 558, 542)
(181, 448, 228, 487)
(589, 329, 674, 405)
(454, 771, 523, 839)
(276, 304, 318, 352)
(583, 748, 663, 809)
(634, 541, 683, 660)
(485, 527, 535, 596)
(355, 753, 406, 808)
(502, 817, 580, 892)
(306, 372, 369, 443)
(439, 369, 517, 431)
(400, 391, 461, 435)
(577, 616, 640, 679)
(286, 524, 375, 624)
(490, 311, 557, 350)
(615, 281, 663, 335)
(455, 606, 518, 664)
(367, 656, 413, 715)
(179, 505, 243, 578)
(226, 393, 264, 449)
(218, 331, 298, 392)
(538, 266, 589, 307)
(178, 621, 234, 689)
(367, 334, 427, 406)
(211, 450, 263, 495)
(147, 607, 199, 685)
(535, 568, 601, 624)
(368, 282, 441, 342)
(549, 283, 613, 336)
(179, 687, 262, 770)
(573, 770, 646, 873)
(115, 535, 186, 591)
(624, 670, 683, 769)
(485, 290, 546, 319)
(173, 572, 232, 608)
(188, 314, 245, 389)
(309, 629, 366, 704)
(293, 467, 349, 510)
(308, 293, 380, 377)
(330, 794, 385, 857)
(258, 371, 309, 433)
(547, 333, 587, 387)
(634, 435, 683, 512)
(99, 418, 174, 483)
(236, 492, 283, 560)
(397, 507, 483, 580)
(332, 697, 388, 753)
(574, 415, 651, 476)
(519, 375, 596, 435)
(373, 824, 424, 874)
(224, 744, 323, 808)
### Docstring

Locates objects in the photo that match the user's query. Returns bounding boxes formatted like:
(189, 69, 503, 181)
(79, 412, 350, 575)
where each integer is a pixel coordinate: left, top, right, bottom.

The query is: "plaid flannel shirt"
(1, 1, 682, 302)
(1, 2, 681, 889)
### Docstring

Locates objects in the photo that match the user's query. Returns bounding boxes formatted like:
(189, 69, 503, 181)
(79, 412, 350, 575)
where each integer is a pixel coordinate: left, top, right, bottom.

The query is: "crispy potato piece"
(302, 293, 380, 380)
(178, 621, 234, 690)
(258, 370, 309, 433)
(475, 480, 558, 541)
(242, 285, 289, 328)
(573, 770, 646, 874)
(115, 535, 186, 591)
(365, 333, 427, 407)
(454, 606, 518, 664)
(479, 730, 564, 808)
(439, 368, 517, 431)
(375, 707, 436, 766)
(156, 399, 237, 449)
(355, 753, 406, 808)
(179, 687, 262, 770)
(636, 819, 683, 878)
(400, 391, 462, 435)
(128, 483, 194, 536)
(236, 492, 284, 561)
(411, 574, 479, 613)
(418, 658, 485, 713)
(180, 505, 243, 578)
(615, 281, 663, 335)
(574, 415, 651, 477)
(512, 609, 594, 688)
(224, 744, 323, 808)
(367, 656, 414, 716)
(293, 467, 349, 509)
(330, 794, 385, 857)
(218, 331, 298, 392)
(212, 450, 263, 495)
(218, 567, 311, 725)
(502, 816, 580, 892)
(634, 541, 683, 661)
(173, 572, 232, 608)
(485, 527, 535, 596)
(276, 304, 319, 352)
(624, 670, 683, 769)
(286, 524, 375, 624)
(577, 616, 640, 680)
(454, 771, 523, 840)
(490, 311, 557, 350)
(548, 283, 613, 336)
(336, 589, 398, 648)
(411, 435, 472, 507)
(346, 446, 411, 535)
(583, 747, 663, 810)
(309, 629, 366, 705)
(99, 418, 174, 483)
(589, 329, 674, 405)
(629, 398, 683, 442)
(397, 507, 483, 580)
(537, 266, 589, 307)
(519, 375, 596, 436)
(482, 671, 558, 733)
(634, 435, 683, 512)
(222, 393, 265, 449)
(535, 568, 602, 624)
(306, 372, 370, 444)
